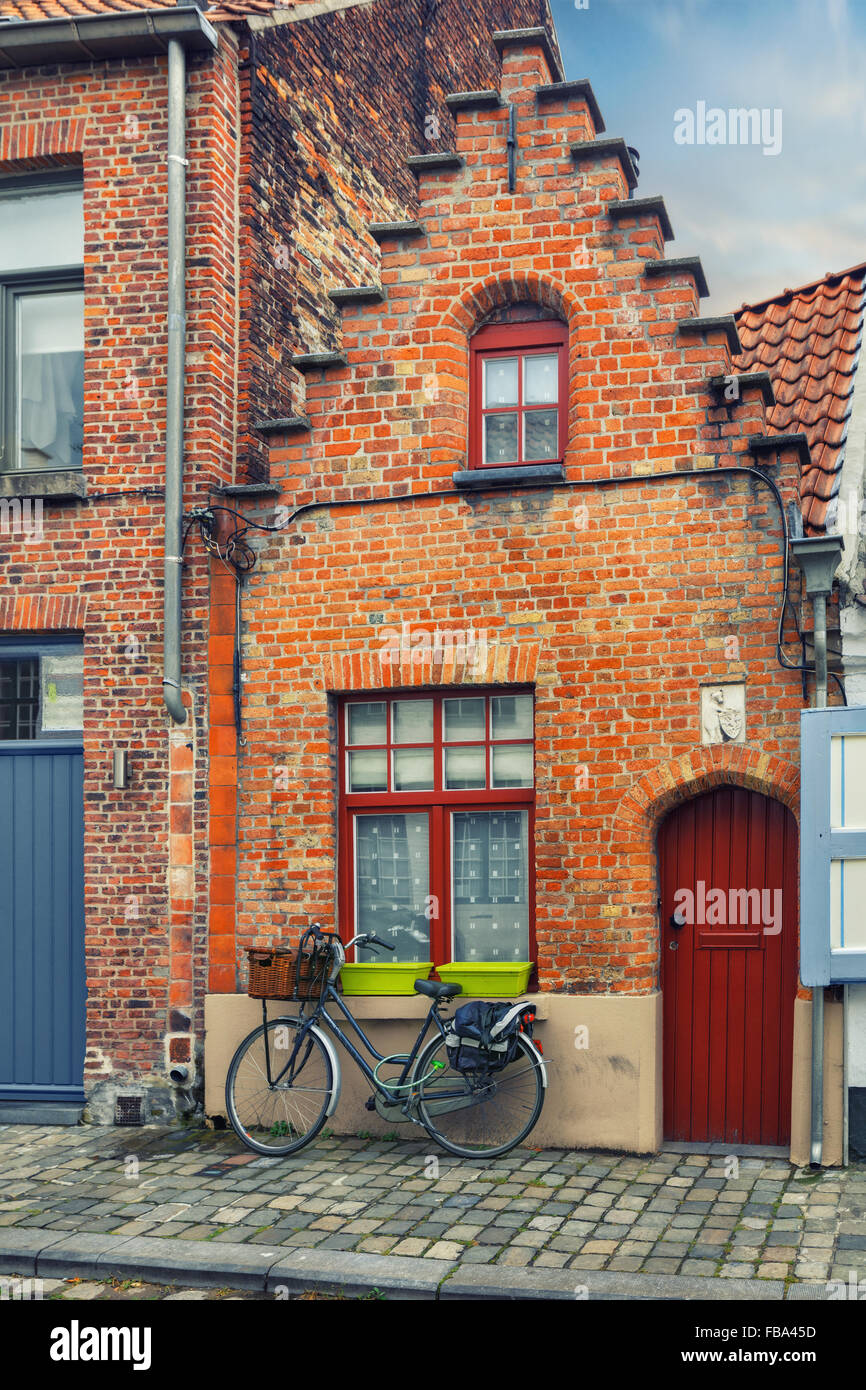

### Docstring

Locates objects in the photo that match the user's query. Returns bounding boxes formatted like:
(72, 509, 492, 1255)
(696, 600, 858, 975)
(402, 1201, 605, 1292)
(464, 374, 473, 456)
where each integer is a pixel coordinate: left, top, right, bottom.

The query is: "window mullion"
(432, 802, 446, 966)
(517, 348, 524, 464)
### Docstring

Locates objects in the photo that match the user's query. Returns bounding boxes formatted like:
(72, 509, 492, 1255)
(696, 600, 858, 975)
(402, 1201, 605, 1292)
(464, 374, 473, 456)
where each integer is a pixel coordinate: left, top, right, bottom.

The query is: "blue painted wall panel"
(0, 748, 85, 1102)
(801, 706, 866, 986)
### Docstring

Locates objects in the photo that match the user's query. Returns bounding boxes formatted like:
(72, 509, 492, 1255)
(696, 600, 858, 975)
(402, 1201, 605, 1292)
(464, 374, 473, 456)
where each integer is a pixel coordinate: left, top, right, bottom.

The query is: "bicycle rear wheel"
(412, 1033, 544, 1158)
(225, 1016, 335, 1157)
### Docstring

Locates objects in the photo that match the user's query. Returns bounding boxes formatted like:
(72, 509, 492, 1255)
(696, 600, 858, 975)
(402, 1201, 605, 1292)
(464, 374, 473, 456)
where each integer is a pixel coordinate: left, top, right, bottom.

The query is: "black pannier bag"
(444, 1000, 537, 1074)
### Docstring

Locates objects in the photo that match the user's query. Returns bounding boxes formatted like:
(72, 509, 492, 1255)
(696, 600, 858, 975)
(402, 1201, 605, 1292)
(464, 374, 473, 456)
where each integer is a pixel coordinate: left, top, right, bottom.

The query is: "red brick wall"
(225, 35, 819, 996)
(236, 0, 558, 479)
(0, 2, 561, 1102)
(0, 35, 241, 1091)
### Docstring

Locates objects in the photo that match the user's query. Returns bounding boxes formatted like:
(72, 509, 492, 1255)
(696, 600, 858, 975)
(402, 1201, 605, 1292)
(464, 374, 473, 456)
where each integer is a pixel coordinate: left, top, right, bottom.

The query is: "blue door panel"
(0, 748, 85, 1102)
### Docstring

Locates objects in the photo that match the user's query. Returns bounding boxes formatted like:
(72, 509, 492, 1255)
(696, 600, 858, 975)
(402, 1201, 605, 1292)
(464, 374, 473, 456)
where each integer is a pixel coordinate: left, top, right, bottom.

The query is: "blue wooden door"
(0, 745, 86, 1103)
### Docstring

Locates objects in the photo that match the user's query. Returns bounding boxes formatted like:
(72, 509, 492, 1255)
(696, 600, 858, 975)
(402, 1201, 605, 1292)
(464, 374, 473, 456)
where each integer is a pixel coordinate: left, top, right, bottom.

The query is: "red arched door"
(659, 786, 798, 1145)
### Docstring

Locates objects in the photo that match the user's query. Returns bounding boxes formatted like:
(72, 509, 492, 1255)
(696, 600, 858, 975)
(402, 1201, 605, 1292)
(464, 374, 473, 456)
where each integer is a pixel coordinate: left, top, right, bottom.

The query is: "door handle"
(670, 908, 687, 930)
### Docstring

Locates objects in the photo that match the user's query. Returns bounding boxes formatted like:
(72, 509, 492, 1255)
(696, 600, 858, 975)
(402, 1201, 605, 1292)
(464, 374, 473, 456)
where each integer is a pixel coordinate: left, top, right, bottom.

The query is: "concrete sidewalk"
(1, 1123, 865, 1300)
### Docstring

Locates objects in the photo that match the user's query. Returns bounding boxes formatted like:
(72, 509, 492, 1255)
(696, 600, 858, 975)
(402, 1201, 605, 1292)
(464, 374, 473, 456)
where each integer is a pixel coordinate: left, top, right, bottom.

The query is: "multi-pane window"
(470, 320, 567, 469)
(0, 645, 83, 741)
(339, 692, 534, 966)
(0, 176, 84, 473)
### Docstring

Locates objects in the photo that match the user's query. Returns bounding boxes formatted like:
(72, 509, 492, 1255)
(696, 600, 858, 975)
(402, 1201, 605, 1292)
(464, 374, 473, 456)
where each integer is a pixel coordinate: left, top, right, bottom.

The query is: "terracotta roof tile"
(0, 0, 285, 20)
(734, 265, 866, 533)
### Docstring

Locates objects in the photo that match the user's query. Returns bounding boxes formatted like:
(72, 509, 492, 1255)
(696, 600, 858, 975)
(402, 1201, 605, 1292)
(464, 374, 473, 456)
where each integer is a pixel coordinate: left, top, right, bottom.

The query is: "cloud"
(552, 0, 866, 310)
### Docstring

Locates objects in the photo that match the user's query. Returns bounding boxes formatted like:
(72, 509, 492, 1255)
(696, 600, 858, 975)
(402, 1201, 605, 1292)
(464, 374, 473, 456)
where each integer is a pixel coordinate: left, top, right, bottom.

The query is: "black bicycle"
(225, 925, 547, 1159)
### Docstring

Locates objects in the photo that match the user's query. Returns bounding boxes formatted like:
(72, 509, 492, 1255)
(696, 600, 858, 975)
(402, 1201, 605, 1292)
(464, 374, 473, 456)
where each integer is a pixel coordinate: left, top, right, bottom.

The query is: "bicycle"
(225, 924, 547, 1160)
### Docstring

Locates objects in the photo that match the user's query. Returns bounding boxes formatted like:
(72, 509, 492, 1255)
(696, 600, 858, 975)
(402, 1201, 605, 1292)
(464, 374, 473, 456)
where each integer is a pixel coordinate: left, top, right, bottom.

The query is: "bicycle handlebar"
(344, 931, 395, 953)
(308, 924, 396, 954)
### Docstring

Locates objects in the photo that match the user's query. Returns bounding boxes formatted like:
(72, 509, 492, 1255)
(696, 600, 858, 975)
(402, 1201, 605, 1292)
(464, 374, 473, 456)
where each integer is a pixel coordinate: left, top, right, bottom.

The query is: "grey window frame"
(0, 636, 84, 748)
(0, 172, 84, 475)
(800, 704, 866, 984)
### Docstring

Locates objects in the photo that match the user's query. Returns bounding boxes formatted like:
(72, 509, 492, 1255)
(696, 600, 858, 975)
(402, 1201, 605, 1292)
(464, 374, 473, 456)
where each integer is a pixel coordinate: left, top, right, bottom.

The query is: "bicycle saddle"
(414, 979, 463, 1000)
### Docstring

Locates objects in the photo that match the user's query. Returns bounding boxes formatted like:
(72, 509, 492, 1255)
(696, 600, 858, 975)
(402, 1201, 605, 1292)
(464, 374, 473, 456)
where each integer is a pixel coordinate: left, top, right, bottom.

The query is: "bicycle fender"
(308, 1022, 342, 1116)
(524, 1038, 548, 1088)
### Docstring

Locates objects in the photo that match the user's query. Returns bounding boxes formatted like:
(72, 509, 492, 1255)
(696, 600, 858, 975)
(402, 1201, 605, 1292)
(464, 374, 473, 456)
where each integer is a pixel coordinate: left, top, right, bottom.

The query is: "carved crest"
(718, 706, 743, 741)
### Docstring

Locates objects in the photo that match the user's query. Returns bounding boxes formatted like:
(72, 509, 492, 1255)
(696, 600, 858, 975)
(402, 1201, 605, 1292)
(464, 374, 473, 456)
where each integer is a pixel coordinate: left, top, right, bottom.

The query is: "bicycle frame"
(258, 982, 464, 1108)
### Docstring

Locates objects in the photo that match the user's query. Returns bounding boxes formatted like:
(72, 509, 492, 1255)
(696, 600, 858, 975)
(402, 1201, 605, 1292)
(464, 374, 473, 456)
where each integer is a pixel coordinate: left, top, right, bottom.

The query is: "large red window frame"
(469, 319, 568, 469)
(337, 689, 536, 968)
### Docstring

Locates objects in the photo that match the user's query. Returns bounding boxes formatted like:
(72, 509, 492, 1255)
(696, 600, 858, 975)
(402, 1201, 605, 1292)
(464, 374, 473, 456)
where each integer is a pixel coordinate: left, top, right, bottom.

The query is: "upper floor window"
(0, 175, 84, 473)
(469, 319, 567, 469)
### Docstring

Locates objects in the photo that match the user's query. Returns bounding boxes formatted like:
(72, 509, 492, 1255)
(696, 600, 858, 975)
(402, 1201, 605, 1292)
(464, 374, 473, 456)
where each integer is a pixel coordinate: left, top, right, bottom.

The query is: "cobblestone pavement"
(1, 1123, 865, 1286)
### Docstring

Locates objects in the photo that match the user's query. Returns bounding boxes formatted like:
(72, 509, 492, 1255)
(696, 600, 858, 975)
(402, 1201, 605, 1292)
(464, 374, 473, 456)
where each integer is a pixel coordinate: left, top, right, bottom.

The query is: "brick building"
(0, 0, 552, 1124)
(204, 29, 865, 1163)
(2, 0, 862, 1163)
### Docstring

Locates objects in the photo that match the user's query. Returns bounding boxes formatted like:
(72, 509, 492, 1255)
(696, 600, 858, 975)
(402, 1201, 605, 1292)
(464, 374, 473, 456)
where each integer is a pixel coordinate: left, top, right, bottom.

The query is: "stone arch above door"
(611, 744, 800, 864)
(601, 746, 800, 993)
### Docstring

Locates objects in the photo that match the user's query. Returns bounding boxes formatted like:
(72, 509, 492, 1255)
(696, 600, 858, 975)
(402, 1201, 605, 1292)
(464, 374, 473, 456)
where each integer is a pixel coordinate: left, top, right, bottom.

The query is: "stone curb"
(0, 1228, 72, 1273)
(266, 1249, 455, 1299)
(440, 1266, 795, 1300)
(0, 1229, 840, 1300)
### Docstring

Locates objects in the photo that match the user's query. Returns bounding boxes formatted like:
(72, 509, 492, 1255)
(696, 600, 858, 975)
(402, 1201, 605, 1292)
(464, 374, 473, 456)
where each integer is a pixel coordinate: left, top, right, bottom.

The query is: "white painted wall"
(837, 318, 866, 1124)
(849, 986, 866, 1087)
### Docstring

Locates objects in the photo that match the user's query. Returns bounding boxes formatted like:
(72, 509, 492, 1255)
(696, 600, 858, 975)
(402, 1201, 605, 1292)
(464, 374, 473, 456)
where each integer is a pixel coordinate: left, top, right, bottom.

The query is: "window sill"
(0, 470, 86, 501)
(452, 463, 566, 491)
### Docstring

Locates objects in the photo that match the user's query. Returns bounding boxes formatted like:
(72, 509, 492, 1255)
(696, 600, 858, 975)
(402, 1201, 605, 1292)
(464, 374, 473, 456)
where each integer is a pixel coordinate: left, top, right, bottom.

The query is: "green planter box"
(340, 962, 433, 996)
(437, 962, 534, 996)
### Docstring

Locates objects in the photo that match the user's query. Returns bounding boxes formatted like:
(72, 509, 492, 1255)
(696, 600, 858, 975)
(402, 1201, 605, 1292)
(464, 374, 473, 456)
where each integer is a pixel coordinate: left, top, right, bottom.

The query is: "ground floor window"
(338, 690, 534, 965)
(0, 641, 83, 741)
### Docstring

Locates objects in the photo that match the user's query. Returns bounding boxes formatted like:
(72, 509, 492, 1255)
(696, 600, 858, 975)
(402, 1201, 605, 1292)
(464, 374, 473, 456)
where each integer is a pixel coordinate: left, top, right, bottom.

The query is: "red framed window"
(469, 320, 567, 469)
(338, 690, 535, 968)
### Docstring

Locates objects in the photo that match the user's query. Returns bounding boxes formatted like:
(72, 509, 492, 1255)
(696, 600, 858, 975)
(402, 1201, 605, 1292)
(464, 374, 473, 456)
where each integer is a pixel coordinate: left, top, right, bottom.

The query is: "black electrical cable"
(196, 464, 845, 702)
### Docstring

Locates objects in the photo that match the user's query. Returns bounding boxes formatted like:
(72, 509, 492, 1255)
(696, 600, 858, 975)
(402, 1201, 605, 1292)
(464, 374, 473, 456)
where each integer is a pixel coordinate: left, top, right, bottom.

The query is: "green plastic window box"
(437, 962, 534, 996)
(339, 962, 434, 996)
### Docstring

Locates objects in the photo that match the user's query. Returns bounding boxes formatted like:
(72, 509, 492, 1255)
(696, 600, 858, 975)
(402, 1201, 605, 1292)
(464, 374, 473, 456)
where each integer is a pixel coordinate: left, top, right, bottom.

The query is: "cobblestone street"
(1, 1123, 865, 1297)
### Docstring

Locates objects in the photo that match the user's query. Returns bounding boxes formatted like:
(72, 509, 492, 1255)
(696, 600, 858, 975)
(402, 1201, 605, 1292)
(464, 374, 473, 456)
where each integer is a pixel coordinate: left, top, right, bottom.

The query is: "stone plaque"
(701, 683, 745, 745)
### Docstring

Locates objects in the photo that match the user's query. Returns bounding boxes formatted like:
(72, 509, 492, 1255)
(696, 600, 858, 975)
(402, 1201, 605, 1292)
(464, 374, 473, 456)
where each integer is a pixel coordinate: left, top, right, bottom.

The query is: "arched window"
(469, 318, 567, 470)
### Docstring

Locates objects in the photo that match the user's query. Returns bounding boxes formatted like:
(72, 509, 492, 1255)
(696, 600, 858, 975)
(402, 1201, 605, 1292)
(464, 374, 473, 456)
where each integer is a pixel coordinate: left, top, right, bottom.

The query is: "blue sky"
(549, 0, 866, 311)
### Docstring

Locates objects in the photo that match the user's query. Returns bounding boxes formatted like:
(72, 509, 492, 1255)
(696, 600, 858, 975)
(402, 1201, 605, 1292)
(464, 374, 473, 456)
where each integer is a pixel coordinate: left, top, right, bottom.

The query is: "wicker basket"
(247, 944, 328, 1001)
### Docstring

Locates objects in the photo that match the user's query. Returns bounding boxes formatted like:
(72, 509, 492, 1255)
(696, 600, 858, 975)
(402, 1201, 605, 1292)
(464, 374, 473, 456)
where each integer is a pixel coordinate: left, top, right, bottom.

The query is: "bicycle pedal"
(364, 1095, 377, 1112)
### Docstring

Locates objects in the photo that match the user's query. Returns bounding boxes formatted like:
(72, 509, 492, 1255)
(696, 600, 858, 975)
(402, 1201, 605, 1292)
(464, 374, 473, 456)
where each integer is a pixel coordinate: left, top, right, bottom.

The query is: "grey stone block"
(38, 1233, 135, 1279)
(0, 1228, 71, 1275)
(97, 1236, 283, 1290)
(266, 1249, 456, 1300)
(786, 1281, 837, 1300)
(442, 1266, 787, 1300)
(0, 1104, 83, 1126)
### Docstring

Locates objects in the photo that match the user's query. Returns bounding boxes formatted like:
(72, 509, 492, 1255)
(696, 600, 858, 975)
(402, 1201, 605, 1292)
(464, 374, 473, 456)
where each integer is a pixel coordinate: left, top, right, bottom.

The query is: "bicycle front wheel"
(225, 1016, 335, 1157)
(413, 1033, 545, 1158)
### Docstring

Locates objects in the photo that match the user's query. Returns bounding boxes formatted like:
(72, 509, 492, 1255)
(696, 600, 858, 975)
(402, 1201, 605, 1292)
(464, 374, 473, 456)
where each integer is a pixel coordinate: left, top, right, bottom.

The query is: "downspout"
(811, 588, 828, 1167)
(791, 532, 844, 1167)
(163, 36, 188, 725)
